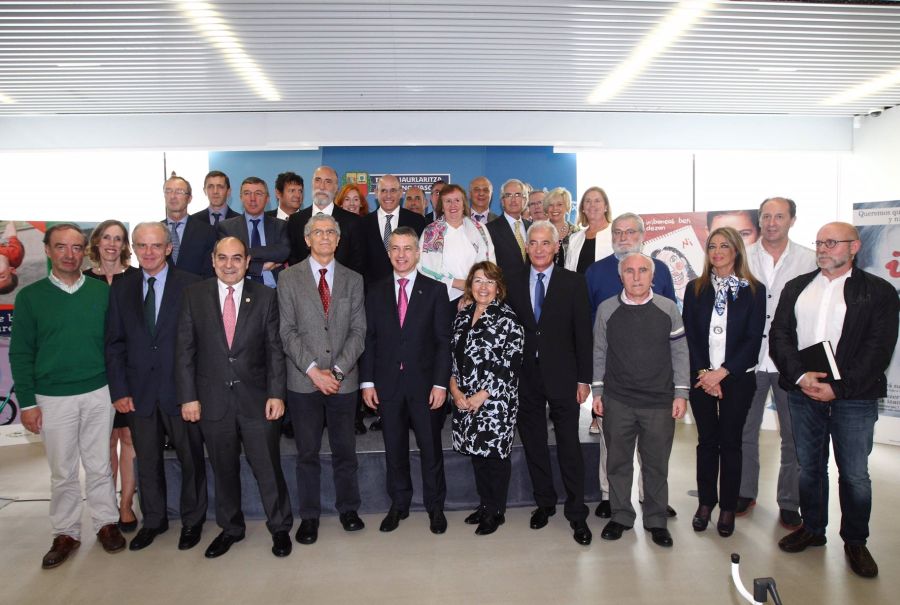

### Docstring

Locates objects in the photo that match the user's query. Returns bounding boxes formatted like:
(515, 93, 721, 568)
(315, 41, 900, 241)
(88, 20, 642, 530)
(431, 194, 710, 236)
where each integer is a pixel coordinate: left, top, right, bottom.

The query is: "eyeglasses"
(612, 229, 639, 237)
(164, 188, 189, 196)
(473, 278, 496, 286)
(502, 192, 525, 200)
(311, 229, 338, 238)
(813, 239, 856, 249)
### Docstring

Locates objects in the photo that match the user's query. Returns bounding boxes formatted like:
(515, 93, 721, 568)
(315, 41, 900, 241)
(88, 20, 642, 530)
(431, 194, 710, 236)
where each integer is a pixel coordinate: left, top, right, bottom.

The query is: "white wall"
(842, 106, 900, 209)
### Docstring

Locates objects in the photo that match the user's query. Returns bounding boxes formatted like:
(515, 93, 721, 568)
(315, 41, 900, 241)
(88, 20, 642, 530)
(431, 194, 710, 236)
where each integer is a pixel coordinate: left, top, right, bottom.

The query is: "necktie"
(514, 219, 526, 260)
(223, 286, 236, 348)
(397, 277, 409, 327)
(143, 276, 156, 336)
(212, 212, 221, 225)
(250, 218, 261, 248)
(169, 221, 181, 263)
(474, 213, 485, 223)
(318, 268, 331, 316)
(534, 272, 545, 322)
(382, 214, 393, 250)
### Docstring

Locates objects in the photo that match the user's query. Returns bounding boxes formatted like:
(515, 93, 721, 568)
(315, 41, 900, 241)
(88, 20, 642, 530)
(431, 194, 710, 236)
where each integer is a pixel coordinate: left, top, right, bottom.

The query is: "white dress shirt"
(795, 269, 851, 352)
(216, 278, 245, 322)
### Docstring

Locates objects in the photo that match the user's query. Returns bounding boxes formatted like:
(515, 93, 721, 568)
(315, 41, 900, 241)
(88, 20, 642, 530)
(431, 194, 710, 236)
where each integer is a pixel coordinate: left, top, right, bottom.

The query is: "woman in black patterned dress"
(449, 261, 524, 536)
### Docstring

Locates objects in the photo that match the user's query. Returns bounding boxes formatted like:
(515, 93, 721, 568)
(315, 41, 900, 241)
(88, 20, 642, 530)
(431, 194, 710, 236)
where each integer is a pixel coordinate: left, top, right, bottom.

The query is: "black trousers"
(200, 407, 292, 537)
(689, 371, 755, 512)
(516, 363, 588, 522)
(471, 455, 511, 516)
(380, 390, 446, 513)
(288, 390, 360, 518)
(129, 406, 207, 529)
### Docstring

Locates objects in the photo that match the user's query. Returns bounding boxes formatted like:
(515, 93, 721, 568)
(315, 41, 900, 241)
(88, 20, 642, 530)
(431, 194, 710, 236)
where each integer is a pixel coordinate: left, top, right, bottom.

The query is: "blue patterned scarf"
(712, 273, 749, 316)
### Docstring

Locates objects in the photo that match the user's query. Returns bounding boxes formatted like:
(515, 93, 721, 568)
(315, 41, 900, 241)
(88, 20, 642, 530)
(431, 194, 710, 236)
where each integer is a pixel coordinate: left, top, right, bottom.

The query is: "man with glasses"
(163, 175, 216, 277)
(362, 174, 427, 287)
(770, 222, 899, 578)
(193, 170, 239, 226)
(485, 179, 532, 278)
(468, 176, 497, 224)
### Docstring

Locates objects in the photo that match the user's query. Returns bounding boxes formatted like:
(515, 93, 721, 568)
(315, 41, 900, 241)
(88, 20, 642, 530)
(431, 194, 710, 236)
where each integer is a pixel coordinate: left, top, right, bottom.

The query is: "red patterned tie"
(223, 286, 236, 348)
(397, 277, 409, 327)
(318, 268, 331, 316)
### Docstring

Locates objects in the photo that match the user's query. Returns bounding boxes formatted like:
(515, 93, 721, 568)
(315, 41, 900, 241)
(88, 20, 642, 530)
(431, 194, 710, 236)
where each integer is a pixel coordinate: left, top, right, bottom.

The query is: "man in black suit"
(175, 236, 293, 559)
(359, 226, 451, 535)
(163, 175, 216, 277)
(506, 220, 593, 546)
(267, 171, 304, 221)
(105, 222, 207, 552)
(362, 174, 427, 287)
(218, 176, 290, 287)
(486, 178, 531, 278)
(468, 176, 497, 224)
(287, 165, 364, 274)
(192, 170, 239, 226)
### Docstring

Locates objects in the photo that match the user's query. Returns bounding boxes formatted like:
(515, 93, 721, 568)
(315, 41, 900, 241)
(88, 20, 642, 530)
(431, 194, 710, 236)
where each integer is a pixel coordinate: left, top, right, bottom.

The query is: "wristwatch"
(332, 368, 345, 382)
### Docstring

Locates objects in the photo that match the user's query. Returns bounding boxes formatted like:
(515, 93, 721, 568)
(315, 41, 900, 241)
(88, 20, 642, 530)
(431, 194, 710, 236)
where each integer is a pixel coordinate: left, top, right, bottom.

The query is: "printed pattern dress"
(451, 299, 524, 459)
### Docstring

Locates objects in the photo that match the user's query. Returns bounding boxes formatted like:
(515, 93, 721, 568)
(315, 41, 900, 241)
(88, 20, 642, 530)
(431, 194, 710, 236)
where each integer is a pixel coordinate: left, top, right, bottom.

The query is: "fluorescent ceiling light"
(178, 1, 281, 102)
(0, 93, 16, 104)
(822, 66, 900, 106)
(587, 0, 716, 104)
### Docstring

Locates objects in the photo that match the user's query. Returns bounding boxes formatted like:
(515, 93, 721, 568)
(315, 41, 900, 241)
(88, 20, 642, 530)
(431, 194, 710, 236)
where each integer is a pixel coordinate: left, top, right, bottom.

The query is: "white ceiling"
(1, 0, 899, 117)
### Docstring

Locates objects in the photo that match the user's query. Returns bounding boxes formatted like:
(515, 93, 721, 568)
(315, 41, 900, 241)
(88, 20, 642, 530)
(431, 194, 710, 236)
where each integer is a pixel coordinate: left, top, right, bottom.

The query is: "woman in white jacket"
(564, 186, 614, 274)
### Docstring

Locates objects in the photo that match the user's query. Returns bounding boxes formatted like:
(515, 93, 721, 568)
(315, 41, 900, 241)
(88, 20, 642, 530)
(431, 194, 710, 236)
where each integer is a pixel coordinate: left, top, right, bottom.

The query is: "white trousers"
(37, 385, 118, 539)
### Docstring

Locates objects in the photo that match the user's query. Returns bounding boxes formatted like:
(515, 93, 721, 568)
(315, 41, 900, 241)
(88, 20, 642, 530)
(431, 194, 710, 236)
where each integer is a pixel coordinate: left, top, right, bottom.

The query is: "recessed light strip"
(587, 0, 716, 104)
(822, 66, 900, 106)
(178, 1, 280, 102)
(0, 93, 16, 104)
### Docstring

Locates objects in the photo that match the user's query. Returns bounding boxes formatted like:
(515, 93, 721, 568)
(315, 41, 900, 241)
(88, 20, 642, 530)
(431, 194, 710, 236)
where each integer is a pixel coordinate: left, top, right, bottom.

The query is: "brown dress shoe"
(96, 524, 126, 553)
(42, 535, 81, 569)
(778, 527, 826, 553)
(845, 544, 878, 578)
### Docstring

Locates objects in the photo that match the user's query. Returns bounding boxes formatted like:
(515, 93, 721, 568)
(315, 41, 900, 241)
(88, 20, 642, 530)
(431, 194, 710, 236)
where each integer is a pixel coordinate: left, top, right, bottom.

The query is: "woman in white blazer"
(564, 186, 614, 274)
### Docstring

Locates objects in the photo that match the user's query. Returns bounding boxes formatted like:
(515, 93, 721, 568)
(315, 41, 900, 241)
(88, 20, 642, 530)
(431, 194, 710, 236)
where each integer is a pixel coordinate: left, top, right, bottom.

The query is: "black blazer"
(486, 215, 531, 279)
(359, 272, 452, 401)
(175, 278, 286, 421)
(191, 206, 239, 225)
(769, 267, 899, 400)
(286, 205, 365, 274)
(164, 215, 216, 278)
(105, 268, 200, 417)
(505, 265, 593, 399)
(217, 214, 290, 283)
(682, 279, 766, 377)
(362, 208, 428, 286)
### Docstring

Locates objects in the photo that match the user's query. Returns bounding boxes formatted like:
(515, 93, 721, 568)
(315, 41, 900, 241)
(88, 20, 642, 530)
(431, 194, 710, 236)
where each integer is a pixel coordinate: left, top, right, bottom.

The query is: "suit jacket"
(362, 208, 428, 286)
(277, 258, 367, 394)
(506, 266, 593, 399)
(682, 278, 766, 377)
(164, 215, 216, 278)
(470, 210, 498, 224)
(359, 272, 451, 401)
(106, 268, 200, 417)
(265, 208, 296, 220)
(191, 206, 239, 225)
(286, 205, 365, 274)
(217, 214, 290, 283)
(486, 215, 531, 278)
(175, 278, 286, 421)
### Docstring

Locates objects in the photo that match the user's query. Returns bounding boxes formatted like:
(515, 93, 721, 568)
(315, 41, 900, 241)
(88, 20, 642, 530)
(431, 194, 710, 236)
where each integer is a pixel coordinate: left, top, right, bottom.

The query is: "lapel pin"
(245, 297, 251, 303)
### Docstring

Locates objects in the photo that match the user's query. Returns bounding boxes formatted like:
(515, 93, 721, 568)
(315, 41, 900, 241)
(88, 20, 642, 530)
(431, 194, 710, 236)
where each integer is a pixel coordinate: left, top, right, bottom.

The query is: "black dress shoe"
(296, 519, 319, 545)
(778, 527, 826, 553)
(845, 544, 878, 578)
(429, 510, 447, 534)
(779, 509, 802, 530)
(530, 506, 556, 530)
(354, 418, 367, 435)
(570, 520, 592, 545)
(271, 531, 292, 557)
(666, 505, 677, 518)
(178, 525, 203, 550)
(129, 523, 168, 551)
(475, 513, 505, 536)
(204, 532, 243, 558)
(717, 510, 735, 537)
(369, 418, 383, 431)
(379, 508, 409, 532)
(735, 497, 756, 516)
(646, 527, 673, 547)
(340, 511, 365, 532)
(600, 520, 632, 541)
(692, 505, 713, 532)
(594, 500, 611, 518)
(464, 506, 486, 525)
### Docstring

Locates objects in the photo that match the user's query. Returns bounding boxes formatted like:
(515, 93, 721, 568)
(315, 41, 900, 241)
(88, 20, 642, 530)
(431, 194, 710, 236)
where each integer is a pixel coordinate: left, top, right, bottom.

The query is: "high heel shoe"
(692, 505, 712, 532)
(717, 510, 735, 537)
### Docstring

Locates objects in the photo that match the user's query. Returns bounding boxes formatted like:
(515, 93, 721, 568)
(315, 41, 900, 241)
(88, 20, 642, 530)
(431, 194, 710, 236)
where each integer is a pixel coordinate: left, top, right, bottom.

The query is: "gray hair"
(611, 212, 646, 243)
(617, 252, 655, 278)
(526, 220, 560, 244)
(388, 225, 420, 248)
(304, 213, 341, 238)
(501, 178, 528, 195)
(133, 221, 171, 244)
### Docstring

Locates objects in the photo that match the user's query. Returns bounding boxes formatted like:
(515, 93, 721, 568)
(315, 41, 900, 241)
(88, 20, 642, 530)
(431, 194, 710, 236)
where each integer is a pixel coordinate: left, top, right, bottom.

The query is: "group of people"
(8, 167, 898, 583)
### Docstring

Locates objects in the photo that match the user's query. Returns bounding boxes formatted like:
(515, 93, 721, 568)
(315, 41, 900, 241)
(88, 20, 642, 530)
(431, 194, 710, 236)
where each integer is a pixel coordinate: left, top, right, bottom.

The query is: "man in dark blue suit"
(362, 174, 427, 288)
(359, 226, 451, 535)
(105, 222, 207, 552)
(163, 175, 216, 277)
(217, 176, 290, 287)
(192, 170, 239, 226)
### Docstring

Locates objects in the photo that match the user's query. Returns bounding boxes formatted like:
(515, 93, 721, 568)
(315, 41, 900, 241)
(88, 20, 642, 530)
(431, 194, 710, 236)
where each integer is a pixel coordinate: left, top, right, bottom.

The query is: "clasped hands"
(798, 371, 835, 402)
(694, 367, 728, 399)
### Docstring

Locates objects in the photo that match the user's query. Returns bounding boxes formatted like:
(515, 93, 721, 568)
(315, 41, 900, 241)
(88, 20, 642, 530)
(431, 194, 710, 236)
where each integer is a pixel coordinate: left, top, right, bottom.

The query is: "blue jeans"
(788, 392, 877, 545)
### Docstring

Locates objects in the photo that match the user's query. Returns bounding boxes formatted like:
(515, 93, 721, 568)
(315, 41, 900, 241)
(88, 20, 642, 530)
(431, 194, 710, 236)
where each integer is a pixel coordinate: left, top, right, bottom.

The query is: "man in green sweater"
(10, 223, 126, 569)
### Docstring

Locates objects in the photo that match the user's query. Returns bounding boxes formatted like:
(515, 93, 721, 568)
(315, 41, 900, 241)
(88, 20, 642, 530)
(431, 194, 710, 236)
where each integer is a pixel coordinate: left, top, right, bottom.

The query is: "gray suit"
(277, 259, 366, 518)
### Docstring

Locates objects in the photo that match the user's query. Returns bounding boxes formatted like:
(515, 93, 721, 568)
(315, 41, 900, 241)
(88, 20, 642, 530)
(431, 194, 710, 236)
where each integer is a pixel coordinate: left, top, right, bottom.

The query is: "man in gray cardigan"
(277, 214, 367, 546)
(591, 253, 689, 548)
